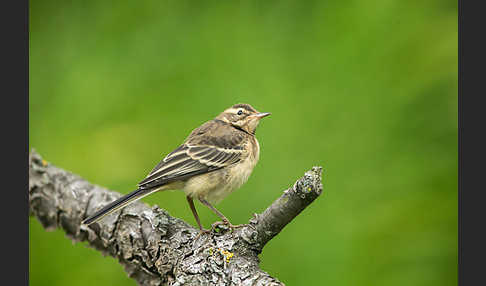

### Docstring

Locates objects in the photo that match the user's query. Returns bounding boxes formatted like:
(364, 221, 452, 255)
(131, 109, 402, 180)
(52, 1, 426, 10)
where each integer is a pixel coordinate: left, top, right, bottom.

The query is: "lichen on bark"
(29, 149, 323, 285)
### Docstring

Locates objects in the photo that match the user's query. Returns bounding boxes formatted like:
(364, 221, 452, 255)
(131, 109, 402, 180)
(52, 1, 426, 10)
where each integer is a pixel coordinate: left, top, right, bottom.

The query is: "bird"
(81, 103, 270, 233)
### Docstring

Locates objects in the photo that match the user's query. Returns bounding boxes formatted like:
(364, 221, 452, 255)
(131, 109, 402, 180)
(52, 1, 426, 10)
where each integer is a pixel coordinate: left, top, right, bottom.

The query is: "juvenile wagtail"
(82, 103, 270, 232)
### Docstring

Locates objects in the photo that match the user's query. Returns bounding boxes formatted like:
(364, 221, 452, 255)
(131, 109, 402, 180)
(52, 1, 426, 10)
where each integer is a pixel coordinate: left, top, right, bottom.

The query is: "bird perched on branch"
(82, 103, 270, 233)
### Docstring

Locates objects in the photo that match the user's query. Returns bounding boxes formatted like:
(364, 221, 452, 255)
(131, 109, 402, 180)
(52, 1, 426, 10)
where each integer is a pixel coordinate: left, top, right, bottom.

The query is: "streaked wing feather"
(138, 144, 244, 189)
(146, 145, 188, 176)
(188, 145, 242, 167)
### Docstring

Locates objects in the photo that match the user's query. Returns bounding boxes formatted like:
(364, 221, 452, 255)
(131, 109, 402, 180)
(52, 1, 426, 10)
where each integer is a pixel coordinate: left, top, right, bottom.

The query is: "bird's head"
(216, 103, 271, 135)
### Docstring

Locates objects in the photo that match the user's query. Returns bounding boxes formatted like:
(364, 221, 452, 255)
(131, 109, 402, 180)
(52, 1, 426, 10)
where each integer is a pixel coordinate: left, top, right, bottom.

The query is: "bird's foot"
(194, 228, 212, 240)
(211, 220, 248, 232)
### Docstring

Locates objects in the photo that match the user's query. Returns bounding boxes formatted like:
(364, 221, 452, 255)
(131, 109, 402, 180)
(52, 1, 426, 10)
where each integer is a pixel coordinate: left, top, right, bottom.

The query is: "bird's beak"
(254, 112, 271, 119)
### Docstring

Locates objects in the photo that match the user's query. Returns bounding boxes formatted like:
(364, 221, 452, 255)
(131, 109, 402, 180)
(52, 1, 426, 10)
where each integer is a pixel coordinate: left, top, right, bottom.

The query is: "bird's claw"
(194, 228, 211, 240)
(211, 220, 247, 231)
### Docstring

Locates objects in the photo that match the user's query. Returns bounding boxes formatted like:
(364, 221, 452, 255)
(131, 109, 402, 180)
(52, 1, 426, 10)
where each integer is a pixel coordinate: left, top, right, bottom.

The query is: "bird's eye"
(237, 110, 243, 115)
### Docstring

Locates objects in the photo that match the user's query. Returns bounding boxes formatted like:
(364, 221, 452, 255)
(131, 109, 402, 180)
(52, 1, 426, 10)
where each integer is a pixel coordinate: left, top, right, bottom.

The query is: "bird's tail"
(82, 188, 159, 225)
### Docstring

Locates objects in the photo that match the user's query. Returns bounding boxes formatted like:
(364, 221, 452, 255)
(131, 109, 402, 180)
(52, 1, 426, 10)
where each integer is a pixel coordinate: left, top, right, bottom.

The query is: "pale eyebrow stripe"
(224, 108, 239, 114)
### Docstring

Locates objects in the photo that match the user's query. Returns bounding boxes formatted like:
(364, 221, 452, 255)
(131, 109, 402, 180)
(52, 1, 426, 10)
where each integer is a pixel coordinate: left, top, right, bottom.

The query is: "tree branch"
(29, 149, 323, 286)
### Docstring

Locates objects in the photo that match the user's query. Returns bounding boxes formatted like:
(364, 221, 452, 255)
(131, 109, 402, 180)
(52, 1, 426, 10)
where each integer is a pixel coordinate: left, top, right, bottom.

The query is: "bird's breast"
(183, 137, 260, 204)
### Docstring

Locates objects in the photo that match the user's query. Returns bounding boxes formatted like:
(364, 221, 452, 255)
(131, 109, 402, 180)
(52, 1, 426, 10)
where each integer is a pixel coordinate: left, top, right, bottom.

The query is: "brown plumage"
(82, 103, 270, 232)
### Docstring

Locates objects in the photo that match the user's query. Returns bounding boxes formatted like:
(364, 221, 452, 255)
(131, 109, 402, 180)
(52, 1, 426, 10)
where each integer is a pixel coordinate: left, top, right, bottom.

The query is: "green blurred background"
(29, 0, 457, 285)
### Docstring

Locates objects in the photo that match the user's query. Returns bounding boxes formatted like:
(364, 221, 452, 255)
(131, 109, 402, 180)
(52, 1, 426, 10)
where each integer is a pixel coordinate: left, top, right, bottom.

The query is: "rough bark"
(29, 149, 323, 286)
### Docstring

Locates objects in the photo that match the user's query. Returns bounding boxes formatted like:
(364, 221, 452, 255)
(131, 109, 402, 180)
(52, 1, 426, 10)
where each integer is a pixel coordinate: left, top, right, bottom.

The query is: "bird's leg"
(186, 196, 210, 236)
(198, 198, 246, 229)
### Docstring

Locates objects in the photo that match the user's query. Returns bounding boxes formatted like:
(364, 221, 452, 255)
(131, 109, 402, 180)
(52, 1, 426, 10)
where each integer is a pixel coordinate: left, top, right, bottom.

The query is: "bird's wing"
(137, 144, 244, 189)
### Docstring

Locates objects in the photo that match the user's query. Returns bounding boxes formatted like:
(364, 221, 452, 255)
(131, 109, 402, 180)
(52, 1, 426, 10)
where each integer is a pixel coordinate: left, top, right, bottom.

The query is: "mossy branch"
(29, 149, 323, 286)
